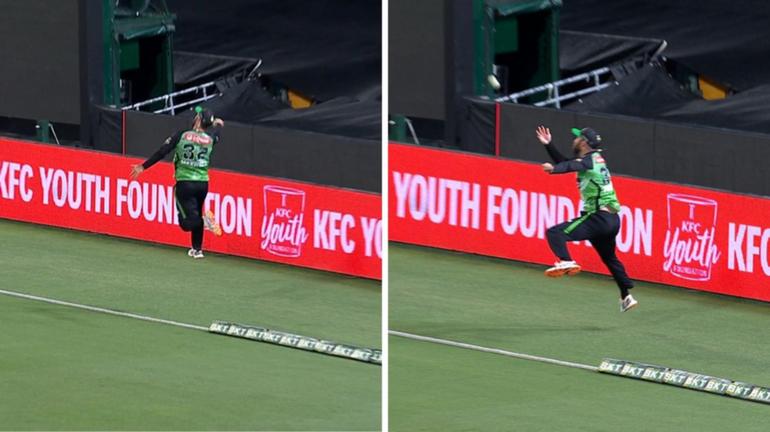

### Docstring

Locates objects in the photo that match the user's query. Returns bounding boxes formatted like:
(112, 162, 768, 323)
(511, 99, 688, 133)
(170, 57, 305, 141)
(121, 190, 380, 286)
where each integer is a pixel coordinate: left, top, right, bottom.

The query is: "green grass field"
(389, 243, 770, 431)
(0, 219, 381, 431)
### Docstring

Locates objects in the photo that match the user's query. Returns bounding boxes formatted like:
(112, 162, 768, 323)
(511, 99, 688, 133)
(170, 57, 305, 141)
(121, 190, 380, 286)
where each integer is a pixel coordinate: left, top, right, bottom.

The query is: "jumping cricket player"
(536, 125, 638, 312)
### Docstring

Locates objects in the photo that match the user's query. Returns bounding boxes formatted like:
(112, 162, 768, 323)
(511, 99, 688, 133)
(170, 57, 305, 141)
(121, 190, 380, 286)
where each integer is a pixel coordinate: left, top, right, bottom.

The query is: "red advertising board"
(0, 138, 381, 279)
(390, 142, 770, 301)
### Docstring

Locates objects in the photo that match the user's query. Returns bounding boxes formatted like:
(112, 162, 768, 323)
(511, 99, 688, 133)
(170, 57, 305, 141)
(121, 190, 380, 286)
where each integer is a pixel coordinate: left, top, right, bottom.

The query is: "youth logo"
(261, 185, 309, 257)
(663, 194, 721, 281)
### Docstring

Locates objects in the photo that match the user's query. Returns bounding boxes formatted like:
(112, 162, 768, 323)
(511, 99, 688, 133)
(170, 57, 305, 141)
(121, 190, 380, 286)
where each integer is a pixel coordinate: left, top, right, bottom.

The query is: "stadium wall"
(488, 102, 770, 197)
(390, 142, 770, 302)
(120, 110, 381, 193)
(0, 138, 382, 279)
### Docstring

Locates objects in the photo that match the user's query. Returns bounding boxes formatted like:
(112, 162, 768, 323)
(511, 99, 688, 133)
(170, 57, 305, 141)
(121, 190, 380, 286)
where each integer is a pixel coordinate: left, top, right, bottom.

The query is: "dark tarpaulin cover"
(566, 64, 770, 135)
(661, 85, 770, 135)
(196, 81, 380, 140)
(255, 98, 380, 141)
(167, 0, 380, 140)
(167, 0, 381, 101)
(174, 52, 260, 88)
(559, 30, 663, 76)
(198, 80, 289, 123)
(561, 0, 770, 91)
(566, 65, 698, 117)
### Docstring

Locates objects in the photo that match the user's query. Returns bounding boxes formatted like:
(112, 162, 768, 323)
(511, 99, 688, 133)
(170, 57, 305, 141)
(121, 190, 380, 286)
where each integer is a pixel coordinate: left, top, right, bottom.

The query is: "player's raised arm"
(129, 131, 183, 179)
(536, 125, 567, 163)
(208, 118, 225, 143)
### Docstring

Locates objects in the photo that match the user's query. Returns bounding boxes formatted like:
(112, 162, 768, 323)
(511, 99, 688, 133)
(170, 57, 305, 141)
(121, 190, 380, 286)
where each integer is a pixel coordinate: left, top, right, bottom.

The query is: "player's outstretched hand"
(541, 162, 554, 173)
(536, 126, 551, 145)
(130, 164, 144, 179)
(213, 118, 224, 127)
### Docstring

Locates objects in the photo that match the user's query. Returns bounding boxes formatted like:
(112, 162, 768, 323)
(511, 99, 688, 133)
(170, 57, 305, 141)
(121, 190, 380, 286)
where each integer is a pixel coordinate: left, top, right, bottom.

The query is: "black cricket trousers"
(546, 211, 634, 296)
(175, 180, 208, 250)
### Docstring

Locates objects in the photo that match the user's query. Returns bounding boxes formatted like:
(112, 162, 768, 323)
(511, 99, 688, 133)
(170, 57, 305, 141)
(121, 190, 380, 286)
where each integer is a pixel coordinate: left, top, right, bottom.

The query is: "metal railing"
(34, 121, 61, 145)
(122, 81, 220, 115)
(495, 66, 614, 108)
(404, 117, 420, 145)
(123, 59, 263, 115)
(388, 116, 421, 145)
(48, 123, 60, 145)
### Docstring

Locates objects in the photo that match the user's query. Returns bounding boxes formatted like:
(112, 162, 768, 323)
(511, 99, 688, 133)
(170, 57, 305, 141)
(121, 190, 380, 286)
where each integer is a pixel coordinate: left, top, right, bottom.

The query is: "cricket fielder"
(130, 107, 224, 259)
(536, 125, 638, 312)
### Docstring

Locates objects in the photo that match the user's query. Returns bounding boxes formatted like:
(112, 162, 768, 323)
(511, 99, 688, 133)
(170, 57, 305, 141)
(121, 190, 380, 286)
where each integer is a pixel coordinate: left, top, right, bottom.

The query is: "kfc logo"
(261, 185, 309, 257)
(182, 132, 213, 145)
(663, 194, 721, 281)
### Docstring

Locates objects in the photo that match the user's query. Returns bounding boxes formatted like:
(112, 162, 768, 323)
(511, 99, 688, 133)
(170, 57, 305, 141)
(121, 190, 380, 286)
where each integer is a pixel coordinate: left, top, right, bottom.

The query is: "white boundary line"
(0, 289, 208, 331)
(0, 289, 381, 366)
(390, 330, 598, 372)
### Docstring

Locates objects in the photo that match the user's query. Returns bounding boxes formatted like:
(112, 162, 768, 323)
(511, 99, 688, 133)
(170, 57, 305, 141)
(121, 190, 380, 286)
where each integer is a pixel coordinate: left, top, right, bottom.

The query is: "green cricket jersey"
(576, 152, 621, 213)
(140, 126, 222, 181)
(547, 146, 621, 213)
(172, 130, 215, 181)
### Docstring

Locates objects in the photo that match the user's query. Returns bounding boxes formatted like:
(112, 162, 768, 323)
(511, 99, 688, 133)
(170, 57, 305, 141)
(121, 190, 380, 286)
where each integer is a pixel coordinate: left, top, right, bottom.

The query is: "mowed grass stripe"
(389, 243, 770, 431)
(0, 288, 208, 331)
(389, 336, 769, 432)
(0, 294, 380, 431)
(0, 218, 380, 347)
(390, 243, 770, 383)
